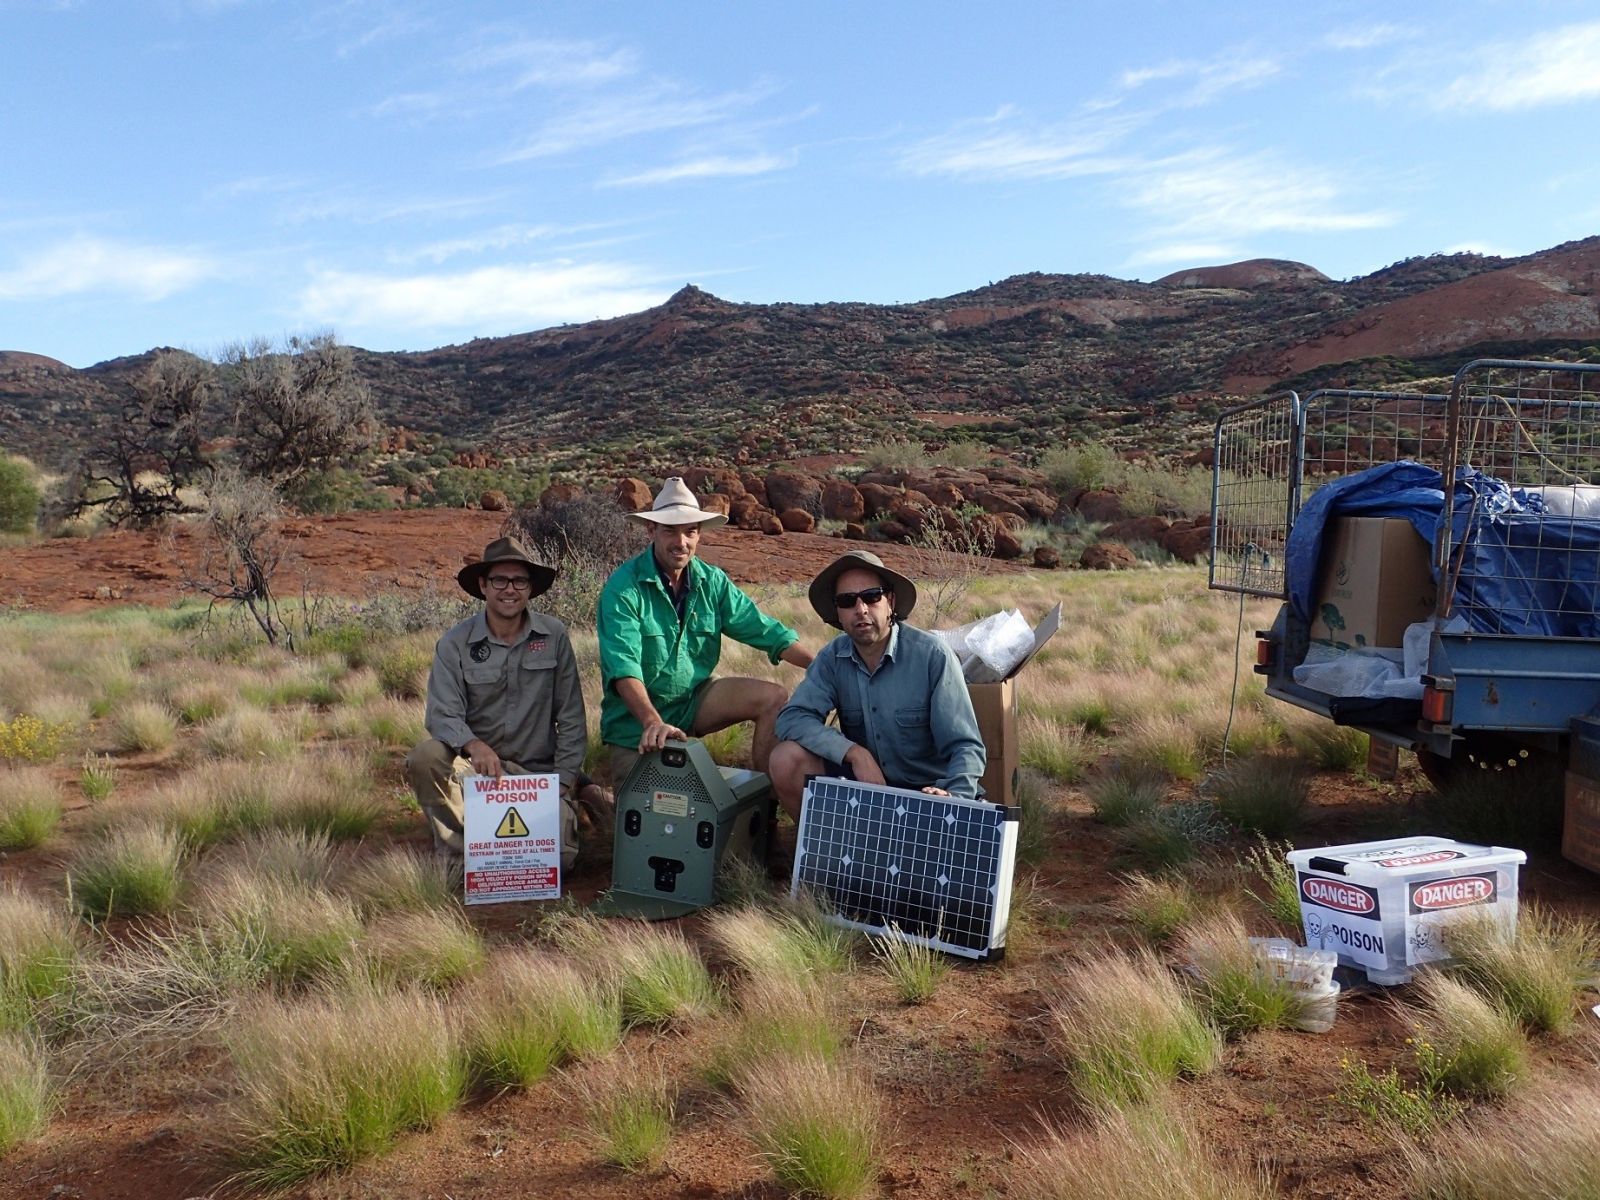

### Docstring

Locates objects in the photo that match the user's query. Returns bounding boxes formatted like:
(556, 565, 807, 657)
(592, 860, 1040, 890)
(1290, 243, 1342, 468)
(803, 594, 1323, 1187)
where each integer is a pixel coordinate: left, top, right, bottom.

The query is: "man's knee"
(757, 680, 788, 719)
(405, 739, 456, 798)
(769, 740, 818, 789)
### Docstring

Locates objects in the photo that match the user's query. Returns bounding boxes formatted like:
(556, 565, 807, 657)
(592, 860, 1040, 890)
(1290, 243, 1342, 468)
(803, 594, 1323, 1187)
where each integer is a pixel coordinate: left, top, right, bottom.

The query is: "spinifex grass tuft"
(462, 951, 622, 1089)
(738, 1054, 884, 1200)
(1019, 716, 1091, 783)
(707, 902, 855, 985)
(705, 974, 843, 1088)
(1442, 907, 1600, 1035)
(1204, 754, 1309, 838)
(1087, 769, 1165, 827)
(68, 823, 186, 919)
(1116, 873, 1198, 945)
(343, 847, 455, 915)
(1050, 948, 1221, 1110)
(1412, 972, 1528, 1100)
(1407, 1082, 1600, 1199)
(224, 987, 466, 1191)
(1119, 801, 1225, 872)
(373, 643, 431, 700)
(1010, 1105, 1271, 1200)
(1176, 911, 1305, 1038)
(0, 888, 79, 1031)
(0, 767, 63, 850)
(584, 924, 719, 1029)
(192, 866, 362, 987)
(1237, 836, 1302, 931)
(572, 1061, 676, 1173)
(1285, 718, 1368, 771)
(871, 927, 950, 1005)
(78, 752, 116, 802)
(110, 700, 179, 754)
(0, 1032, 53, 1155)
(363, 909, 486, 990)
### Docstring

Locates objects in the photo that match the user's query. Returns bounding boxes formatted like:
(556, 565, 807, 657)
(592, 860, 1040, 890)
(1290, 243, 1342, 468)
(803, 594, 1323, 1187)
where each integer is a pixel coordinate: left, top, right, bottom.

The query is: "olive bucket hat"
(807, 550, 917, 629)
(456, 536, 557, 600)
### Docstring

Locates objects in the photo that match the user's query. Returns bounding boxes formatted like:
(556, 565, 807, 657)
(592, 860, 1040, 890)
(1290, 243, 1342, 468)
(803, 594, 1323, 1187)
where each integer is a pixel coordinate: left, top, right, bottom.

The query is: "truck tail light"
(1256, 638, 1274, 667)
(1422, 684, 1452, 724)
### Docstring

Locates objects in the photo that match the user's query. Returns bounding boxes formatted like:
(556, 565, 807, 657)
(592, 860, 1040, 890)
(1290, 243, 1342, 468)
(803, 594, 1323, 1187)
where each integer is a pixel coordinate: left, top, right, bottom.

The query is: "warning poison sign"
(495, 806, 530, 838)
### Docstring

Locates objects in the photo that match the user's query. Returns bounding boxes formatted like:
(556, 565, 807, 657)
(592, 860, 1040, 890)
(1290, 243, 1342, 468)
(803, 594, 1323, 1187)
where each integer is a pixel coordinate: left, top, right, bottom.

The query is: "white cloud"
(462, 36, 638, 89)
(899, 107, 1136, 180)
(278, 189, 506, 226)
(1435, 21, 1600, 110)
(298, 259, 670, 331)
(1321, 23, 1415, 51)
(1124, 149, 1396, 238)
(497, 82, 776, 162)
(0, 235, 216, 301)
(602, 151, 796, 188)
(393, 221, 624, 265)
(1444, 241, 1516, 258)
(1125, 242, 1243, 270)
(1118, 53, 1280, 107)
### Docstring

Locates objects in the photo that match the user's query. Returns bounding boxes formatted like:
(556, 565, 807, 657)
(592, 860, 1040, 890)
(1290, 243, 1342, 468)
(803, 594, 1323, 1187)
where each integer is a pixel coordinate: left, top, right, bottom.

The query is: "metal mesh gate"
(1209, 391, 1296, 597)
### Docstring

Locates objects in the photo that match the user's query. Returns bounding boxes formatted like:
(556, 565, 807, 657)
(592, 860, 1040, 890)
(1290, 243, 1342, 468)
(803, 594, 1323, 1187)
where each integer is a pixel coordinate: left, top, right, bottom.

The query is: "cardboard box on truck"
(1309, 517, 1436, 649)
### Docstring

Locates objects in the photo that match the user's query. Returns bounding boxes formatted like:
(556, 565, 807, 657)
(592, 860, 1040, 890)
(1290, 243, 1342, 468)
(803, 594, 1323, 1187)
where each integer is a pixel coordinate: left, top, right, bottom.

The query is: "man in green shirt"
(598, 477, 814, 785)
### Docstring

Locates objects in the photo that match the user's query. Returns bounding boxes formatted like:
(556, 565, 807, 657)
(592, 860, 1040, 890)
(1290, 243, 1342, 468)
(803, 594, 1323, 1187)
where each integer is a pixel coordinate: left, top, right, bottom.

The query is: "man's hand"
(637, 719, 689, 754)
(920, 786, 952, 797)
(844, 745, 887, 786)
(463, 738, 503, 778)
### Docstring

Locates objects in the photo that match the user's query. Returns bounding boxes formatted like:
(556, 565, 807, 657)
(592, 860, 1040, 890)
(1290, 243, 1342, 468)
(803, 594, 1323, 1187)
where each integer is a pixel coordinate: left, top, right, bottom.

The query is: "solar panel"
(789, 777, 1020, 961)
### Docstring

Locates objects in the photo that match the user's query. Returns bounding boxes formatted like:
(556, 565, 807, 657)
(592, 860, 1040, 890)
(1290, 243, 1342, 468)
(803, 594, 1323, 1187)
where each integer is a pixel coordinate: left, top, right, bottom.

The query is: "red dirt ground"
(2, 514, 1597, 1200)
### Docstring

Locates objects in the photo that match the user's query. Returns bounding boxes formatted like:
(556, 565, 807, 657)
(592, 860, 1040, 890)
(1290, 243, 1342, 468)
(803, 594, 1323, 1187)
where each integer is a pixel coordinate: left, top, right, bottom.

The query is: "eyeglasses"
(833, 586, 888, 609)
(485, 575, 533, 591)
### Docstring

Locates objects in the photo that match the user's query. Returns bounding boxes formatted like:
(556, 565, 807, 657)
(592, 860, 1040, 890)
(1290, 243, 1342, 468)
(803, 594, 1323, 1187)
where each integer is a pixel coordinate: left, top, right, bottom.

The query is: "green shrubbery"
(0, 455, 41, 535)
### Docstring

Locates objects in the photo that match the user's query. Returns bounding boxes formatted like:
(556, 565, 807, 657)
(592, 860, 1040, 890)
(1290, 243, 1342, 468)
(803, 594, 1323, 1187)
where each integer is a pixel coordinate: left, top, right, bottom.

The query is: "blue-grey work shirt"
(775, 622, 986, 797)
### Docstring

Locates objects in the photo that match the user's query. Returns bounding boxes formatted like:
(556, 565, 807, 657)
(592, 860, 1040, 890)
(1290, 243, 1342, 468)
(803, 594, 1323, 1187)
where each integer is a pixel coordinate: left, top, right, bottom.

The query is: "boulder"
(701, 493, 732, 517)
(757, 512, 784, 536)
(858, 482, 901, 518)
(738, 472, 768, 505)
(1016, 487, 1060, 521)
(875, 519, 911, 543)
(1081, 541, 1137, 570)
(765, 471, 824, 517)
(1033, 545, 1061, 569)
(729, 495, 764, 528)
(922, 480, 966, 507)
(821, 479, 865, 522)
(1162, 523, 1212, 563)
(857, 468, 908, 487)
(1101, 515, 1173, 544)
(989, 521, 1024, 560)
(1076, 489, 1125, 523)
(680, 466, 745, 499)
(844, 522, 867, 540)
(539, 483, 581, 509)
(973, 488, 1028, 519)
(613, 477, 653, 512)
(479, 489, 510, 512)
(891, 501, 930, 535)
(779, 508, 815, 533)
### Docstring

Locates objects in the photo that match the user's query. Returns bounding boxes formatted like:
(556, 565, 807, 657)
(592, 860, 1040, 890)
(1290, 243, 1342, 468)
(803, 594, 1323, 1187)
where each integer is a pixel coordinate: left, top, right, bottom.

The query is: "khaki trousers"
(404, 738, 579, 871)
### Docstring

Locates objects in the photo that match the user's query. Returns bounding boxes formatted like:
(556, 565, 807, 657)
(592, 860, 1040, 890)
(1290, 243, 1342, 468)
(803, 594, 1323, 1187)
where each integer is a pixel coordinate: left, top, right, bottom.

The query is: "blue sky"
(4, 0, 1599, 367)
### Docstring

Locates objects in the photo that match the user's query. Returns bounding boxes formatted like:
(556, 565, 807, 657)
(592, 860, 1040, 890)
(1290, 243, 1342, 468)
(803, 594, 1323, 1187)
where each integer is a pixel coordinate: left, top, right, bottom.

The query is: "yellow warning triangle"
(495, 806, 530, 838)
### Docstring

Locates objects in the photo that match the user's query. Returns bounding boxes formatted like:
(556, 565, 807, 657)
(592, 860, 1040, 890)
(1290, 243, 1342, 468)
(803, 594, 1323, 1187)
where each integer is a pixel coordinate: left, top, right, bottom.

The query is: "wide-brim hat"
(808, 550, 917, 628)
(456, 536, 557, 600)
(628, 476, 729, 529)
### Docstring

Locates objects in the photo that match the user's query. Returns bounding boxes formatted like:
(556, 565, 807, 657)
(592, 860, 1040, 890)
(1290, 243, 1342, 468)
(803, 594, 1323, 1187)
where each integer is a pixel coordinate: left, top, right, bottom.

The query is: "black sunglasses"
(834, 586, 889, 609)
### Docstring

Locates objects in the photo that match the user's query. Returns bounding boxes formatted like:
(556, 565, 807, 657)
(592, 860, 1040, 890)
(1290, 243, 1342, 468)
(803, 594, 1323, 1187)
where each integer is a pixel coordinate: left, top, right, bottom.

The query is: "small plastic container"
(1291, 981, 1342, 1033)
(1250, 937, 1338, 990)
(1286, 837, 1526, 985)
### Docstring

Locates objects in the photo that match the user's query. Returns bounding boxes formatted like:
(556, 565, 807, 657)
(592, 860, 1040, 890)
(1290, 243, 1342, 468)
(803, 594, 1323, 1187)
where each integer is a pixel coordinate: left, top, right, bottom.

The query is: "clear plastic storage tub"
(1285, 837, 1526, 985)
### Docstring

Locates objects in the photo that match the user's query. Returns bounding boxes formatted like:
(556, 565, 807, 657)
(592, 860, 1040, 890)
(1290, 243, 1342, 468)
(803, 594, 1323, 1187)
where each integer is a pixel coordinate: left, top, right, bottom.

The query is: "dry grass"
(343, 847, 455, 915)
(1411, 971, 1528, 1100)
(362, 909, 486, 989)
(0, 1032, 53, 1155)
(706, 902, 855, 984)
(0, 888, 78, 1031)
(68, 822, 187, 919)
(1407, 1080, 1600, 1198)
(109, 700, 179, 754)
(1117, 873, 1200, 944)
(1050, 948, 1222, 1109)
(706, 974, 844, 1087)
(1176, 911, 1306, 1038)
(578, 923, 721, 1029)
(460, 951, 622, 1089)
(570, 1058, 676, 1173)
(190, 865, 363, 987)
(738, 1054, 884, 1200)
(0, 766, 63, 850)
(1011, 1105, 1272, 1200)
(1443, 907, 1600, 1034)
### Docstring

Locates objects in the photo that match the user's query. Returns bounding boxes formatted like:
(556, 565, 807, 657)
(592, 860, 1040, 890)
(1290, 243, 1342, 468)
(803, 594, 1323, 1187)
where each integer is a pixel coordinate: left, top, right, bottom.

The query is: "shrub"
(1442, 908, 1600, 1034)
(739, 1055, 883, 1200)
(0, 455, 40, 535)
(1412, 972, 1528, 1100)
(0, 768, 63, 850)
(511, 494, 640, 632)
(1038, 442, 1119, 494)
(1176, 912, 1306, 1038)
(0, 714, 70, 763)
(1010, 1107, 1271, 1200)
(69, 823, 186, 919)
(374, 643, 431, 700)
(1205, 755, 1308, 838)
(1050, 949, 1221, 1109)
(224, 988, 466, 1191)
(1335, 1057, 1460, 1137)
(0, 1032, 52, 1155)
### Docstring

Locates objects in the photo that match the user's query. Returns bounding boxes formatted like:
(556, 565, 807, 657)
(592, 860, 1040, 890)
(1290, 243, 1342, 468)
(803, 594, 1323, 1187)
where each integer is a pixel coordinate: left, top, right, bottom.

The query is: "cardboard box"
(1309, 517, 1436, 649)
(965, 604, 1061, 807)
(1563, 771, 1600, 875)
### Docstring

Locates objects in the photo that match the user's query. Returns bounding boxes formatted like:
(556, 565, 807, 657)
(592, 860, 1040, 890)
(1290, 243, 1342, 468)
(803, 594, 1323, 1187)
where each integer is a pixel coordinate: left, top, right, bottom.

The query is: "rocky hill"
(4, 237, 1599, 477)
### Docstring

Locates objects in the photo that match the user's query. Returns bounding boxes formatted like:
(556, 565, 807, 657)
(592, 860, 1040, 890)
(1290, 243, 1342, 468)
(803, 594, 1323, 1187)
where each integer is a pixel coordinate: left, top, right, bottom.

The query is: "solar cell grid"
(789, 778, 1020, 960)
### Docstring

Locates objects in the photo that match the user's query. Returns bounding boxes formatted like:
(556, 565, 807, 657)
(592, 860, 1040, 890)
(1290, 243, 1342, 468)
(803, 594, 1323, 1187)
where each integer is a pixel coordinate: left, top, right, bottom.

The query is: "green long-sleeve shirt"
(597, 547, 798, 747)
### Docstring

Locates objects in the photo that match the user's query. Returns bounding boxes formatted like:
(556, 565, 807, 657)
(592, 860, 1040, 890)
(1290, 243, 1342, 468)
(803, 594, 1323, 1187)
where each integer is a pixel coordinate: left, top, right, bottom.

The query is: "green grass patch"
(0, 1032, 52, 1155)
(1443, 908, 1600, 1035)
(0, 768, 63, 850)
(1177, 912, 1306, 1038)
(1087, 769, 1165, 827)
(1237, 837, 1302, 931)
(363, 909, 486, 990)
(463, 952, 622, 1089)
(871, 928, 950, 1005)
(68, 824, 186, 919)
(739, 1055, 883, 1200)
(0, 889, 79, 1032)
(1116, 873, 1198, 945)
(1412, 972, 1528, 1101)
(1205, 755, 1308, 838)
(574, 1063, 676, 1173)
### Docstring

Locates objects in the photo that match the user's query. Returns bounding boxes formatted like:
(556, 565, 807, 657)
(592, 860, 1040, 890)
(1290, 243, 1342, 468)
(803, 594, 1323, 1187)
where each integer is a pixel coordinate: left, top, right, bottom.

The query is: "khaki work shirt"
(422, 609, 586, 791)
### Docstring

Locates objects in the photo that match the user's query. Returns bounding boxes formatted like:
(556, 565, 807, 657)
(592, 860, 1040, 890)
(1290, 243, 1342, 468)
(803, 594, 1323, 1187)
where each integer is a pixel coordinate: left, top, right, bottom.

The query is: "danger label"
(463, 772, 561, 904)
(1409, 873, 1496, 912)
(495, 807, 530, 838)
(1300, 875, 1380, 918)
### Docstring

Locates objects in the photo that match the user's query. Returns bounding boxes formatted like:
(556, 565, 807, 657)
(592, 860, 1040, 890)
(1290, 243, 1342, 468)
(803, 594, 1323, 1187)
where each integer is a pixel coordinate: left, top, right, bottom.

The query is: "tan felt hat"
(456, 536, 557, 599)
(808, 550, 917, 628)
(628, 477, 729, 528)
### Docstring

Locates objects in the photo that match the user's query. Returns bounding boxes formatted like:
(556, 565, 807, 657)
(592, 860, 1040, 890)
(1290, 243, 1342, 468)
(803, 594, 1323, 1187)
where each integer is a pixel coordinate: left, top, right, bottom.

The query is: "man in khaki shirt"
(404, 537, 587, 870)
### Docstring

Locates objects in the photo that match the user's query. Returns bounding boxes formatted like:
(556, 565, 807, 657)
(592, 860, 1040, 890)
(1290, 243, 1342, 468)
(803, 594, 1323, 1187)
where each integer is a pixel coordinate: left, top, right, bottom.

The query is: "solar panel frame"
(788, 776, 1020, 961)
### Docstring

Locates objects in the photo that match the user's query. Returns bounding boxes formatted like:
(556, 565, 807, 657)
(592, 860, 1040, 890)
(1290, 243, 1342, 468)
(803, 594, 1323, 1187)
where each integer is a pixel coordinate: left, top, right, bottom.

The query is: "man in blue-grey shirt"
(770, 551, 987, 819)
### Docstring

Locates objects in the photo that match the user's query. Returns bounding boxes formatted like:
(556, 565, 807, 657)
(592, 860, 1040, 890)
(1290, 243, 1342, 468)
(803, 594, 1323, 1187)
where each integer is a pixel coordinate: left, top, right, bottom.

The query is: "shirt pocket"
(463, 666, 504, 710)
(893, 705, 932, 746)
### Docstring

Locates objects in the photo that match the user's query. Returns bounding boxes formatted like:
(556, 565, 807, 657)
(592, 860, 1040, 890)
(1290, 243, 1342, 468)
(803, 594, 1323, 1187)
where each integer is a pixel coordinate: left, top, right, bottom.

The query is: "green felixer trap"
(594, 739, 774, 919)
